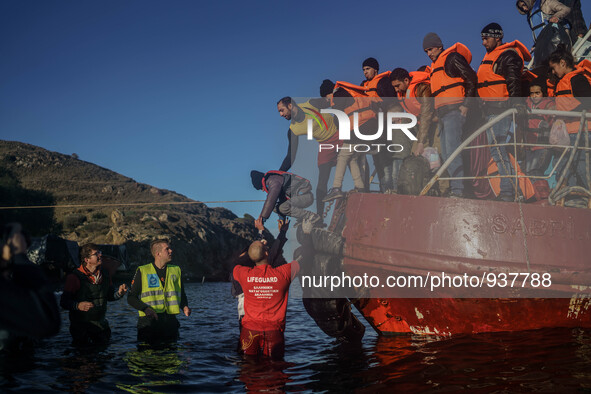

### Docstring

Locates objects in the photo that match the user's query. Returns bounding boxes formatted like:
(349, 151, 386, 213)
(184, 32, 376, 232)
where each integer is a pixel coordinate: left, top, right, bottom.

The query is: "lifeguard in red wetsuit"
(232, 240, 300, 360)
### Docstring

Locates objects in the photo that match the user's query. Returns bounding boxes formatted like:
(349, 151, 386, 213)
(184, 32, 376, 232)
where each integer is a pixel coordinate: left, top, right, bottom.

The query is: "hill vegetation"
(0, 140, 261, 280)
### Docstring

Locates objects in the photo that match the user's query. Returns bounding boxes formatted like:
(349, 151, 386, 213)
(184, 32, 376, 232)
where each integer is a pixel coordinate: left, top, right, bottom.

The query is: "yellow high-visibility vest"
(138, 263, 182, 316)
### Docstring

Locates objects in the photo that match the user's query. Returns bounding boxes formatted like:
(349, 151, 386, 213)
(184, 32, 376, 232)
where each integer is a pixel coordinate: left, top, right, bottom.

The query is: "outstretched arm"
(279, 129, 298, 171)
(269, 219, 289, 267)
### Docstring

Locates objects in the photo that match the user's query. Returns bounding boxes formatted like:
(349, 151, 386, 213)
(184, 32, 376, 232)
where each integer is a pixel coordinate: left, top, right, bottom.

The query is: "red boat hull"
(337, 193, 591, 335)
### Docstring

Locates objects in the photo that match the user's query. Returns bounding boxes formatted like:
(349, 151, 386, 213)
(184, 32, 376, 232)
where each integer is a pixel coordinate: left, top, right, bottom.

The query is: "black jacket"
(444, 52, 478, 100)
(494, 49, 524, 98)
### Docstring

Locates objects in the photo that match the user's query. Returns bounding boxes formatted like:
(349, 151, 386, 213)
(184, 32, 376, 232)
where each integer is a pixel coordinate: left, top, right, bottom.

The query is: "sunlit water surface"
(2, 282, 591, 392)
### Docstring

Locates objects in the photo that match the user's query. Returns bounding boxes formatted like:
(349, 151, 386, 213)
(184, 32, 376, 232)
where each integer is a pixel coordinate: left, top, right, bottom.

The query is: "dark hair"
(548, 44, 575, 69)
(390, 68, 410, 82)
(150, 239, 170, 257)
(417, 65, 429, 72)
(79, 243, 99, 265)
(529, 78, 548, 96)
(277, 97, 292, 107)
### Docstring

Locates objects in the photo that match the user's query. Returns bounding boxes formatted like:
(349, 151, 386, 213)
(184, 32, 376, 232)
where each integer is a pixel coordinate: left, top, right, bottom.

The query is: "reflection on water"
(118, 344, 184, 393)
(1, 283, 591, 392)
(238, 359, 294, 393)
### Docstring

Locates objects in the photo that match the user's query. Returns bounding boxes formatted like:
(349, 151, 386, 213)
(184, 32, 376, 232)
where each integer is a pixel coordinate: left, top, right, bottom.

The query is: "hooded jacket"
(517, 0, 571, 21)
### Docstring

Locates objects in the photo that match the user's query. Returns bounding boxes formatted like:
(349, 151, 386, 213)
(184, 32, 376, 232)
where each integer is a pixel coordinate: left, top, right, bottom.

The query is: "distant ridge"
(0, 140, 260, 280)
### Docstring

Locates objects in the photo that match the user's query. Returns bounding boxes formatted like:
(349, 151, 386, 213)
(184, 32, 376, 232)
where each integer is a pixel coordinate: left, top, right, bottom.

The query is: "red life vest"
(332, 81, 376, 127)
(361, 71, 392, 98)
(554, 60, 591, 133)
(397, 71, 430, 116)
(477, 40, 531, 101)
(430, 43, 472, 109)
(487, 153, 536, 200)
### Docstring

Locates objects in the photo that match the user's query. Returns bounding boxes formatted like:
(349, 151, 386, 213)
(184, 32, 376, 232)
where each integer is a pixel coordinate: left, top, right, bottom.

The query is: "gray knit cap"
(423, 32, 443, 50)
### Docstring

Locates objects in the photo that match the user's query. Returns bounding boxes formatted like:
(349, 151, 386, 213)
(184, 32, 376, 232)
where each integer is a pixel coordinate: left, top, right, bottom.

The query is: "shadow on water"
(2, 283, 591, 392)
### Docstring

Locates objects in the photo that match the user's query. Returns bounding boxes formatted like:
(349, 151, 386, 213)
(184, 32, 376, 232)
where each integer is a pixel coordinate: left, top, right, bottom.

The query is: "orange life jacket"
(487, 154, 536, 200)
(477, 40, 531, 101)
(546, 78, 556, 97)
(332, 81, 376, 127)
(430, 43, 472, 109)
(397, 71, 430, 116)
(554, 60, 591, 133)
(361, 71, 392, 98)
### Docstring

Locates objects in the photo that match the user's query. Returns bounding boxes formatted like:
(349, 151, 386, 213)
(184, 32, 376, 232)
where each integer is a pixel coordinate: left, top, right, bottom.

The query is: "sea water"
(2, 281, 591, 392)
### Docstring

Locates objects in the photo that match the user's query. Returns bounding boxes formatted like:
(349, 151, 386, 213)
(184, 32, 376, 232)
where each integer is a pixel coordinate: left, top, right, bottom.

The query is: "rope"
(0, 199, 266, 210)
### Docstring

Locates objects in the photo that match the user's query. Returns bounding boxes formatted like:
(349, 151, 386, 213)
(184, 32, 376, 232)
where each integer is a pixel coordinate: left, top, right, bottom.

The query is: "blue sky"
(2, 0, 591, 220)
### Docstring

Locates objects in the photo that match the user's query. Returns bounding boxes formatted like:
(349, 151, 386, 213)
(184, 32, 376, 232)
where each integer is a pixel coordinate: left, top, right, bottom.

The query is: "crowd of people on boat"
(239, 3, 591, 359)
(249, 3, 591, 225)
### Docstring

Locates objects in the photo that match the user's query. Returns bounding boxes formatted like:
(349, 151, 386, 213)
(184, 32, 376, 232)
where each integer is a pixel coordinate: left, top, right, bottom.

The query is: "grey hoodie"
(517, 0, 571, 21)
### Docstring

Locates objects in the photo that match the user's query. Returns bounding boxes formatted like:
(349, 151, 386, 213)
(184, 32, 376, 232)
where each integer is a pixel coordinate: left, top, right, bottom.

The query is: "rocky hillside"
(0, 140, 262, 280)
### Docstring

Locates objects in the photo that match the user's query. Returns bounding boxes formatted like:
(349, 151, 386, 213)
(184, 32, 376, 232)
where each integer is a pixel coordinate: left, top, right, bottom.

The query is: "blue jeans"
(555, 132, 591, 189)
(382, 158, 403, 192)
(439, 110, 465, 194)
(486, 115, 515, 196)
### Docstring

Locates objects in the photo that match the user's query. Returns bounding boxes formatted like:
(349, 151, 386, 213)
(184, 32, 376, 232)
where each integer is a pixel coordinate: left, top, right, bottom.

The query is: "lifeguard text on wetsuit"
(301, 272, 553, 292)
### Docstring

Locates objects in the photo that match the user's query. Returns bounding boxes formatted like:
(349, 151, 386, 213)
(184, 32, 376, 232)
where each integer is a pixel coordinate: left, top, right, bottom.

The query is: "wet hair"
(390, 68, 410, 82)
(150, 239, 170, 258)
(548, 44, 575, 69)
(277, 97, 292, 107)
(79, 243, 99, 265)
(529, 78, 548, 96)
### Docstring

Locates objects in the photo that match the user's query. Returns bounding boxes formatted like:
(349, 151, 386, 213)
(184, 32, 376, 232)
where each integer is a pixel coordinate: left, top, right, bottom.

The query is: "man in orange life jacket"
(477, 23, 531, 201)
(251, 170, 320, 226)
(360, 57, 399, 192)
(424, 32, 478, 198)
(320, 79, 373, 201)
(361, 57, 396, 98)
(390, 67, 435, 156)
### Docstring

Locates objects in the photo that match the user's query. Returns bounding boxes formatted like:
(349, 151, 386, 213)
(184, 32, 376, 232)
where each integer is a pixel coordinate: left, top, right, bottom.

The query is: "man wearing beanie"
(359, 57, 397, 193)
(360, 57, 396, 98)
(423, 32, 477, 198)
(477, 22, 531, 201)
(250, 170, 320, 226)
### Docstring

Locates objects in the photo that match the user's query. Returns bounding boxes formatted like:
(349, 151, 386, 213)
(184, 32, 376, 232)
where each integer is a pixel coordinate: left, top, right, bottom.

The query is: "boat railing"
(419, 108, 591, 207)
